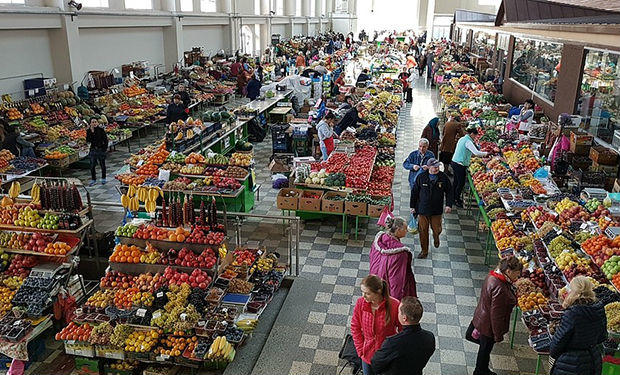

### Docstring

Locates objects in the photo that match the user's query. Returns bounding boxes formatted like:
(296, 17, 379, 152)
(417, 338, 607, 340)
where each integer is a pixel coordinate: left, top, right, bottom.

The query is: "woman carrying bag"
(467, 256, 522, 375)
(369, 217, 417, 300)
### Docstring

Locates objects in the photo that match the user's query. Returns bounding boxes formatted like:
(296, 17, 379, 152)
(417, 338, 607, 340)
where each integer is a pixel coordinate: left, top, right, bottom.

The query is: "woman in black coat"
(550, 276, 607, 375)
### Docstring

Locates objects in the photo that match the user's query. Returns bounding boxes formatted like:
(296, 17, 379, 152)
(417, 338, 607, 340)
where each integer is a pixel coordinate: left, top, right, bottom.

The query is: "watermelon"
(220, 111, 231, 119)
(211, 112, 221, 122)
(202, 110, 213, 122)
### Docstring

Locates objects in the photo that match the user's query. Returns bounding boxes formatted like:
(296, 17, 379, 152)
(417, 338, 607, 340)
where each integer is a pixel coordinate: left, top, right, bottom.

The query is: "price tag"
(180, 313, 187, 321)
(137, 160, 144, 167)
(580, 223, 587, 230)
(220, 320, 228, 326)
(67, 340, 76, 345)
(153, 311, 162, 319)
(198, 321, 206, 327)
(194, 127, 202, 135)
(158, 169, 170, 181)
(157, 292, 164, 298)
(136, 308, 147, 317)
(257, 250, 263, 256)
(156, 354, 169, 361)
(170, 151, 177, 157)
(12, 320, 20, 326)
(223, 136, 230, 150)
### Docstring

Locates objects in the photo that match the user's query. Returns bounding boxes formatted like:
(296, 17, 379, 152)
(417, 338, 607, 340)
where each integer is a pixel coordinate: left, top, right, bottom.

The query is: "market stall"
(53, 189, 288, 373)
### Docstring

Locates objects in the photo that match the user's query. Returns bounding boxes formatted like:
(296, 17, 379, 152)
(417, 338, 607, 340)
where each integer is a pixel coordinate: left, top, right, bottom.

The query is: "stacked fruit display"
(518, 292, 548, 311)
(55, 322, 93, 341)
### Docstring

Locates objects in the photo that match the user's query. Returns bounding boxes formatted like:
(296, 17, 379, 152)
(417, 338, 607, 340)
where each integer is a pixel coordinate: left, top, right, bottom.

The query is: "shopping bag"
(377, 206, 393, 227)
(408, 213, 418, 234)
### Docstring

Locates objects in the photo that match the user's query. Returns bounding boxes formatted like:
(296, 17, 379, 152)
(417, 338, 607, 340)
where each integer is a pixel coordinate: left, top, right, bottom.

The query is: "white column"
(48, 16, 82, 86)
(219, 0, 231, 13)
(161, 0, 176, 11)
(163, 17, 184, 70)
(348, 0, 356, 15)
(301, 0, 310, 16)
(260, 0, 272, 51)
(426, 0, 435, 43)
(284, 0, 295, 16)
(315, 0, 322, 16)
(260, 0, 270, 14)
(325, 0, 332, 15)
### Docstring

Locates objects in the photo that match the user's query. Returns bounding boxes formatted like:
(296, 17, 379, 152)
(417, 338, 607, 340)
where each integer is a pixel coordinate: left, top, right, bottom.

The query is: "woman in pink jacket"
(351, 275, 401, 375)
(369, 217, 417, 299)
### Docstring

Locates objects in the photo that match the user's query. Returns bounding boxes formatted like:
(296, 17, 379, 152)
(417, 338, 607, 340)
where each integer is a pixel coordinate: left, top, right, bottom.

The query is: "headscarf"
(428, 117, 439, 139)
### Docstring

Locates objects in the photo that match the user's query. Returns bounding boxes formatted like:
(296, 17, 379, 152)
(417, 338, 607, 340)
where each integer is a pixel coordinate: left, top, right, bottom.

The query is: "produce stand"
(53, 189, 289, 373)
(432, 38, 620, 373)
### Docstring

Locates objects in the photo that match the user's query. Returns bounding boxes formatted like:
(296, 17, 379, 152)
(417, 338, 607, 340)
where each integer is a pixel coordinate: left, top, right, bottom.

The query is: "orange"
(175, 227, 184, 235)
(169, 234, 177, 242)
(176, 234, 185, 242)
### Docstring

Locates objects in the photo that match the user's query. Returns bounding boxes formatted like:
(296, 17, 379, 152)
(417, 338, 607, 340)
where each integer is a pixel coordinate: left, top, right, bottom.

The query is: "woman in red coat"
(351, 275, 401, 375)
(467, 256, 522, 375)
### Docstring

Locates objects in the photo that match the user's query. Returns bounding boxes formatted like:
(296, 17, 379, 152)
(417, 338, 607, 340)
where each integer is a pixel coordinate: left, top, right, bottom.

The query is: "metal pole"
(295, 217, 300, 276)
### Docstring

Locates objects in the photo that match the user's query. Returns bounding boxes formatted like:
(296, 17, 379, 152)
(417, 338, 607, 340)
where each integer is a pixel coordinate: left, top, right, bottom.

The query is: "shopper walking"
(467, 256, 522, 375)
(86, 118, 109, 186)
(398, 68, 412, 103)
(316, 112, 337, 161)
(369, 217, 416, 299)
(371, 297, 435, 375)
(550, 276, 607, 375)
(410, 158, 453, 259)
(439, 113, 465, 173)
(421, 117, 440, 157)
(451, 125, 488, 208)
(403, 138, 434, 189)
(351, 275, 401, 375)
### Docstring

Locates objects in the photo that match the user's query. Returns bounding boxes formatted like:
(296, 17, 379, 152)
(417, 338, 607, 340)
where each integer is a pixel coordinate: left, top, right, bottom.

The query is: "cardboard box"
(322, 192, 347, 213)
(345, 201, 368, 216)
(590, 146, 619, 166)
(569, 142, 589, 155)
(299, 189, 323, 211)
(269, 159, 291, 173)
(277, 188, 300, 210)
(367, 202, 388, 218)
(591, 161, 619, 175)
(570, 131, 593, 146)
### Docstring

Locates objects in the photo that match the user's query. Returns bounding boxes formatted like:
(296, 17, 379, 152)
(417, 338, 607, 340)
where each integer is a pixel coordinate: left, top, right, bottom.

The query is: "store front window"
(510, 37, 563, 103)
(459, 28, 468, 46)
(471, 30, 495, 60)
(577, 49, 620, 144)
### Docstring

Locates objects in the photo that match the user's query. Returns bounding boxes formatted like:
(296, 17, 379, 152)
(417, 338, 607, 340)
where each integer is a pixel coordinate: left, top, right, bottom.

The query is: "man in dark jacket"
(86, 118, 109, 186)
(334, 103, 368, 135)
(410, 158, 453, 258)
(166, 94, 189, 124)
(176, 83, 191, 107)
(371, 296, 435, 375)
(246, 76, 261, 101)
(356, 68, 371, 86)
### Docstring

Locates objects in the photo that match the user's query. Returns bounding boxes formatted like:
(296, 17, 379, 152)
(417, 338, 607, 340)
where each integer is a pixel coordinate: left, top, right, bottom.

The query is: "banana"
(8, 181, 20, 199)
(30, 184, 40, 204)
(130, 196, 139, 211)
(145, 200, 156, 213)
(128, 184, 136, 197)
(121, 194, 129, 208)
(148, 187, 158, 201)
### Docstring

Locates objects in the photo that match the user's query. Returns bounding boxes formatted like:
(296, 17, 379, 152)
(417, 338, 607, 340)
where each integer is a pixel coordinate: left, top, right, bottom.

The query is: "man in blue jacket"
(403, 138, 434, 189)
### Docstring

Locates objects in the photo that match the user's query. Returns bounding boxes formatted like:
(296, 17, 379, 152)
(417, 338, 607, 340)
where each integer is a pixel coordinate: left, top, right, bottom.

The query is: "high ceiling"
(548, 0, 620, 12)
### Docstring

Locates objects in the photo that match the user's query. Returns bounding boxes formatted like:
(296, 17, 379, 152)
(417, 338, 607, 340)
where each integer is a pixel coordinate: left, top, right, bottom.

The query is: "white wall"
(308, 23, 318, 36)
(357, 0, 421, 33)
(183, 25, 230, 56)
(331, 17, 351, 34)
(79, 27, 166, 79)
(0, 29, 55, 98)
(272, 24, 287, 38)
(292, 23, 303, 36)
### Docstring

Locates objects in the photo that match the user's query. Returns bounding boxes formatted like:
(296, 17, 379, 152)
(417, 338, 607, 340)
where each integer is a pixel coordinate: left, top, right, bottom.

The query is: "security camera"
(68, 0, 82, 10)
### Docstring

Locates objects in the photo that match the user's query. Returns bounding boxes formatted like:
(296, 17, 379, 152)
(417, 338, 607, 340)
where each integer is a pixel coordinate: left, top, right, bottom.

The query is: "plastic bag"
(408, 213, 419, 234)
(533, 166, 550, 179)
(377, 206, 393, 227)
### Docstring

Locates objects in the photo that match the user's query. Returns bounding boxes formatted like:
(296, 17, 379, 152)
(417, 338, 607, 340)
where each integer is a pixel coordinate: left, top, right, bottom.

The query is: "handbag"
(377, 206, 393, 227)
(408, 213, 418, 234)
